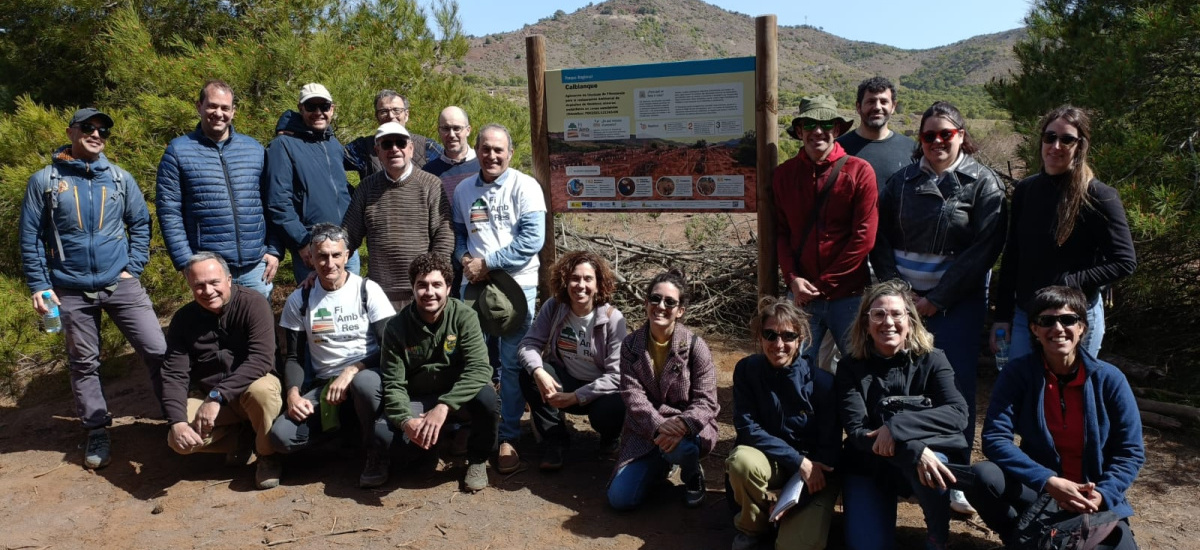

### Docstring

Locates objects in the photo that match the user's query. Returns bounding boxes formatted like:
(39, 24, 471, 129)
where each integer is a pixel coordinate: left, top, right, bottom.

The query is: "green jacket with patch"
(381, 298, 491, 427)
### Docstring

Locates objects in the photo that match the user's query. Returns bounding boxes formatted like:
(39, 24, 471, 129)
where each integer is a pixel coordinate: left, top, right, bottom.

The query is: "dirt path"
(1, 334, 1196, 549)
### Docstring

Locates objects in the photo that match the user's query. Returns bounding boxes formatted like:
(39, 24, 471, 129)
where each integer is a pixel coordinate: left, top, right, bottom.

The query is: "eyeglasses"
(75, 122, 111, 138)
(1032, 313, 1082, 328)
(1041, 131, 1081, 146)
(302, 102, 333, 113)
(799, 120, 837, 131)
(867, 308, 908, 323)
(920, 128, 962, 143)
(439, 125, 467, 134)
(375, 107, 408, 117)
(310, 227, 348, 244)
(762, 329, 800, 343)
(377, 138, 409, 150)
(647, 293, 680, 309)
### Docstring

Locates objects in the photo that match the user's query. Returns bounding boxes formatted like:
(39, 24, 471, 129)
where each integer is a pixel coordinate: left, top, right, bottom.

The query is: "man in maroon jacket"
(161, 252, 284, 489)
(773, 95, 878, 372)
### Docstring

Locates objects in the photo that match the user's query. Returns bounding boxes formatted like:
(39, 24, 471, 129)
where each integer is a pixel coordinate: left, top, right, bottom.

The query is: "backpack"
(300, 275, 371, 318)
(1010, 492, 1122, 550)
(35, 163, 128, 260)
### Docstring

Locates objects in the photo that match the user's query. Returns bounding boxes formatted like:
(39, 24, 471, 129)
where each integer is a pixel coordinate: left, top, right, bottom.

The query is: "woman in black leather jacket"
(869, 101, 1007, 513)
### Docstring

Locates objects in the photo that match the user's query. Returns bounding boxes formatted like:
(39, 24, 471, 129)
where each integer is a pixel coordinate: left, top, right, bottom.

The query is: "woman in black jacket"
(836, 280, 969, 550)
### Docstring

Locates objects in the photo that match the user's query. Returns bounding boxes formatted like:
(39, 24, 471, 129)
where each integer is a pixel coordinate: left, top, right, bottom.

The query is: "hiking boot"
(684, 465, 706, 508)
(731, 532, 763, 550)
(358, 449, 390, 488)
(463, 461, 489, 493)
(950, 489, 977, 515)
(496, 441, 520, 474)
(539, 444, 565, 471)
(255, 454, 282, 490)
(83, 428, 111, 470)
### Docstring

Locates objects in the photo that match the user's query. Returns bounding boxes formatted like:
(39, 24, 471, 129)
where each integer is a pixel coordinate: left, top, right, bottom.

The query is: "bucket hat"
(463, 270, 529, 336)
(785, 95, 854, 139)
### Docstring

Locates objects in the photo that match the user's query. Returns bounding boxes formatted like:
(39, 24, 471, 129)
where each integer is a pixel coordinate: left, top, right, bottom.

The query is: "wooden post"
(755, 16, 779, 299)
(526, 35, 554, 302)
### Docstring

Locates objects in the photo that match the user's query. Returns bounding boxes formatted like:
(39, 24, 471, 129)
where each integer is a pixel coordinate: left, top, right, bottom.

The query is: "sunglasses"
(1032, 313, 1082, 328)
(375, 107, 408, 117)
(310, 228, 348, 244)
(647, 293, 680, 309)
(75, 122, 111, 138)
(799, 120, 837, 131)
(867, 308, 908, 323)
(1041, 131, 1081, 146)
(302, 102, 333, 113)
(377, 138, 409, 150)
(762, 329, 800, 343)
(920, 128, 962, 143)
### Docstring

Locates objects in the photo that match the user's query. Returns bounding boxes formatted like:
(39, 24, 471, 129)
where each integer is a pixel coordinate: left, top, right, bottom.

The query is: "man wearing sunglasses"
(156, 80, 282, 299)
(342, 122, 453, 310)
(343, 89, 442, 182)
(773, 95, 878, 372)
(265, 82, 360, 281)
(19, 107, 167, 470)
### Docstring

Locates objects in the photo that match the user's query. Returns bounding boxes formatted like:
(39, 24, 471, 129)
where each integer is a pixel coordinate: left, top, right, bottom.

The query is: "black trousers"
(518, 363, 624, 445)
(379, 384, 500, 463)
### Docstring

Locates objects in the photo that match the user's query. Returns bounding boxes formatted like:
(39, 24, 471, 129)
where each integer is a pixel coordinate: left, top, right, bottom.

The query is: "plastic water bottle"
(994, 328, 1009, 371)
(41, 291, 61, 334)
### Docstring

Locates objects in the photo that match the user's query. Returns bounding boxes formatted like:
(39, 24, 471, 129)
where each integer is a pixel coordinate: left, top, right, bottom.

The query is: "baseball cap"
(374, 122, 411, 142)
(298, 83, 333, 104)
(69, 108, 114, 128)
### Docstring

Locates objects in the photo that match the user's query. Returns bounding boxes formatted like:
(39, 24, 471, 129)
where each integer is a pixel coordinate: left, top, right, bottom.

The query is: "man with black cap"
(18, 107, 167, 469)
(773, 95, 878, 371)
(342, 121, 453, 311)
(265, 82, 360, 281)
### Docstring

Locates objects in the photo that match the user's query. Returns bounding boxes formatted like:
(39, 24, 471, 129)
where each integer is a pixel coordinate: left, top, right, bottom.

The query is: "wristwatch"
(207, 389, 224, 404)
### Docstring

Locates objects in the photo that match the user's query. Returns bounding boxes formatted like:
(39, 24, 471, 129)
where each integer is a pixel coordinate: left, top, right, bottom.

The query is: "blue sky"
(425, 0, 1034, 50)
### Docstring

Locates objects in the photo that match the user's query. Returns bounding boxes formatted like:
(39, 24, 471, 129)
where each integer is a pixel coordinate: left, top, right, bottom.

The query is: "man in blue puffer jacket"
(264, 82, 360, 281)
(19, 108, 167, 471)
(156, 80, 282, 298)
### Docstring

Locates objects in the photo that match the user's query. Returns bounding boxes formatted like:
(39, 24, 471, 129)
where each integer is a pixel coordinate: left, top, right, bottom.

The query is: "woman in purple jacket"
(518, 251, 628, 471)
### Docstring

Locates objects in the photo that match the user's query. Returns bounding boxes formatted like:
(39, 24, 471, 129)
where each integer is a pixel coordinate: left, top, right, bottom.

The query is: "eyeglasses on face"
(1041, 131, 1081, 146)
(920, 128, 962, 143)
(647, 293, 680, 309)
(762, 329, 800, 343)
(376, 107, 408, 117)
(799, 120, 837, 131)
(867, 308, 908, 323)
(377, 138, 409, 150)
(1032, 313, 1082, 328)
(302, 102, 333, 113)
(439, 125, 467, 134)
(75, 122, 111, 138)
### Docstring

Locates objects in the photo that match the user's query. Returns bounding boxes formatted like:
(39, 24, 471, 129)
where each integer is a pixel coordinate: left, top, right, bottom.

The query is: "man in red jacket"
(773, 95, 878, 372)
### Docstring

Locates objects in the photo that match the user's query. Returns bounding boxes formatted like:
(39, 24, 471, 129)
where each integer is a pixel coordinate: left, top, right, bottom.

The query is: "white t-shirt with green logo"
(556, 310, 598, 382)
(452, 168, 547, 288)
(280, 273, 395, 379)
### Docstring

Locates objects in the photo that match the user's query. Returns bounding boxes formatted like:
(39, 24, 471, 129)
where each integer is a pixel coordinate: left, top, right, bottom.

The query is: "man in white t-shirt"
(451, 123, 546, 474)
(268, 223, 397, 488)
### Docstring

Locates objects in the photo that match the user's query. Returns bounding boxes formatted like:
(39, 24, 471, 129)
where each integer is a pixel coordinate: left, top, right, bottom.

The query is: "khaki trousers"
(726, 445, 841, 550)
(167, 374, 282, 457)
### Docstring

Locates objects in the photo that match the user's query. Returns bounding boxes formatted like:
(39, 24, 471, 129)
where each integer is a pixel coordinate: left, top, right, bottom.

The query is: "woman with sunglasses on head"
(992, 106, 1136, 360)
(837, 280, 969, 550)
(727, 297, 840, 550)
(517, 250, 627, 471)
(870, 100, 1007, 514)
(607, 268, 719, 511)
(965, 286, 1143, 549)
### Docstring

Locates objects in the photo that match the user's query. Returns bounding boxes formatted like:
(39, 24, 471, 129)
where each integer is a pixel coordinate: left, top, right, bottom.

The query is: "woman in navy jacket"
(966, 286, 1143, 549)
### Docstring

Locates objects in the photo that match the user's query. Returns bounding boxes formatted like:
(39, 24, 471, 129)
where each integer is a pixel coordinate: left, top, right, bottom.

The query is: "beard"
(863, 112, 890, 130)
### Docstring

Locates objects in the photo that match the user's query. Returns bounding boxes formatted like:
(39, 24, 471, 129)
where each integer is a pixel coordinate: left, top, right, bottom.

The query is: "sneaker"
(255, 454, 282, 490)
(950, 489, 977, 515)
(684, 465, 706, 507)
(539, 444, 565, 471)
(463, 461, 488, 492)
(496, 441, 520, 474)
(731, 532, 763, 550)
(358, 449, 390, 488)
(83, 428, 111, 470)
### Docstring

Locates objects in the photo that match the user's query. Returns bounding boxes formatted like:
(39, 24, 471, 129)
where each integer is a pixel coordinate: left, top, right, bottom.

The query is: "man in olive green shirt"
(380, 252, 499, 492)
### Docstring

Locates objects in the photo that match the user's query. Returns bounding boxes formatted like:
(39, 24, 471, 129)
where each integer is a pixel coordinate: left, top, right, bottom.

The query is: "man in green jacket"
(380, 252, 499, 492)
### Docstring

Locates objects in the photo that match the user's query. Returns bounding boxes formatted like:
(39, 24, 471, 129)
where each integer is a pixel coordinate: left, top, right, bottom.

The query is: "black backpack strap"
(301, 285, 312, 318)
(360, 275, 370, 316)
(796, 155, 850, 264)
(38, 165, 66, 261)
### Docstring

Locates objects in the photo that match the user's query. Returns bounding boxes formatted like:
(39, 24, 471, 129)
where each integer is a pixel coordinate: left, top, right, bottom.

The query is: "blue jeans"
(842, 452, 951, 550)
(497, 285, 537, 443)
(291, 250, 360, 283)
(607, 436, 701, 511)
(230, 259, 272, 300)
(924, 289, 987, 454)
(1010, 292, 1104, 360)
(801, 294, 861, 370)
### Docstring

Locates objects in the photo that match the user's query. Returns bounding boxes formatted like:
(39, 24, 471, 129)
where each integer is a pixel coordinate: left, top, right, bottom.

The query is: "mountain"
(453, 0, 1023, 119)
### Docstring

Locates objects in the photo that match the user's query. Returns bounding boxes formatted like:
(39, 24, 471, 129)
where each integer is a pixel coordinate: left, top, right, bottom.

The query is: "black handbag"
(877, 394, 932, 420)
(1010, 492, 1123, 550)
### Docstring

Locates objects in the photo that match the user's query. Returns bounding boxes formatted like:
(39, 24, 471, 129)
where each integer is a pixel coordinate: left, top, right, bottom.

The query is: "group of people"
(16, 74, 1145, 549)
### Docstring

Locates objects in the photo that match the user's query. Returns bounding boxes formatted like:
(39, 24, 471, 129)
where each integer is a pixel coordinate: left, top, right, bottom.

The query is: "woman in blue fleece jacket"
(966, 286, 1143, 549)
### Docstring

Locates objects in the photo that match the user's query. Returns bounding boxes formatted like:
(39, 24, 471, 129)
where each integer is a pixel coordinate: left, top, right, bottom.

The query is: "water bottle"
(41, 291, 61, 334)
(994, 328, 1009, 371)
